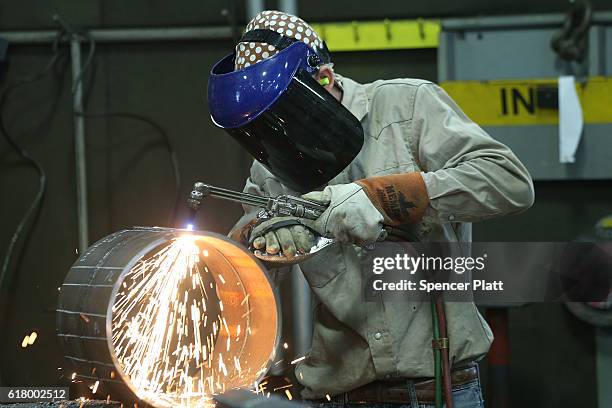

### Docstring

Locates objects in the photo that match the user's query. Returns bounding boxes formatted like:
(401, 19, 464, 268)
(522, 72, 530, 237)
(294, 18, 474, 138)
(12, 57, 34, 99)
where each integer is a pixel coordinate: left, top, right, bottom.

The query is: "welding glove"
(302, 174, 430, 244)
(301, 183, 385, 245)
(249, 216, 317, 256)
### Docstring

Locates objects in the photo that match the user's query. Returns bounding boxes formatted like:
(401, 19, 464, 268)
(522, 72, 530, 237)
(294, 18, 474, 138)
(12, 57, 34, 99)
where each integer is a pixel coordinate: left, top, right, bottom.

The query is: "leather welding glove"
(249, 216, 317, 256)
(301, 183, 385, 245)
(354, 172, 430, 226)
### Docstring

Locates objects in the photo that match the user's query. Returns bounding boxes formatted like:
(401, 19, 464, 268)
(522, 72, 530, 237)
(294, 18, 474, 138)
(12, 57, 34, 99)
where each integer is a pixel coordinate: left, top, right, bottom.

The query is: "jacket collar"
(335, 74, 369, 122)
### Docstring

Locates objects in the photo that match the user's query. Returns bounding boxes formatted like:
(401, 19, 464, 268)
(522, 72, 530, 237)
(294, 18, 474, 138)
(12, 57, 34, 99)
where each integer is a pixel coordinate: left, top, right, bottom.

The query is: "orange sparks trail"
(110, 235, 259, 408)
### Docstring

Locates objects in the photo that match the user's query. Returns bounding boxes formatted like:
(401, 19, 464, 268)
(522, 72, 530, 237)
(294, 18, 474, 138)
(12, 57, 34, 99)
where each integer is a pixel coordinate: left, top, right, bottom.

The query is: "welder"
(208, 10, 534, 408)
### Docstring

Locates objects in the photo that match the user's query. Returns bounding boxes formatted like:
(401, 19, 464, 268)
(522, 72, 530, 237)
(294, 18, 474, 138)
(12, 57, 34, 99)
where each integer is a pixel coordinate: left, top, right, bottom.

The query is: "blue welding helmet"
(208, 40, 364, 193)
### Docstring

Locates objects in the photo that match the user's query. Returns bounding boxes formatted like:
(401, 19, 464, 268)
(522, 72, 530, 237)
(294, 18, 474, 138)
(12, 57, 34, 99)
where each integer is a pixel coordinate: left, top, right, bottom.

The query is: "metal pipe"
(57, 227, 280, 406)
(290, 265, 312, 357)
(0, 12, 609, 45)
(596, 327, 612, 408)
(486, 308, 510, 408)
(276, 0, 313, 361)
(442, 12, 612, 31)
(279, 0, 298, 15)
(70, 38, 89, 254)
(0, 26, 233, 44)
(246, 0, 264, 20)
(275, 0, 315, 364)
(278, 0, 313, 364)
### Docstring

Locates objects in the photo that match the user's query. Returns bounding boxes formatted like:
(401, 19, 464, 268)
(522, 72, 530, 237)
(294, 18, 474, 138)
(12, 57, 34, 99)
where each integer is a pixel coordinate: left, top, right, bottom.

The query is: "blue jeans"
(309, 378, 485, 408)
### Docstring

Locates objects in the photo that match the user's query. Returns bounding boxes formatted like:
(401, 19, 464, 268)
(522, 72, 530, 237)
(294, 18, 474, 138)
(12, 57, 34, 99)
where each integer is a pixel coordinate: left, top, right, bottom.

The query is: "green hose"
(431, 301, 443, 408)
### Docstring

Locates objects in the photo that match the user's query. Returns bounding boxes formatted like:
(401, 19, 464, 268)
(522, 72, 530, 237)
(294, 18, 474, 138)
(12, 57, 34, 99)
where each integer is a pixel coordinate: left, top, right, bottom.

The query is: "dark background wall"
(0, 0, 611, 406)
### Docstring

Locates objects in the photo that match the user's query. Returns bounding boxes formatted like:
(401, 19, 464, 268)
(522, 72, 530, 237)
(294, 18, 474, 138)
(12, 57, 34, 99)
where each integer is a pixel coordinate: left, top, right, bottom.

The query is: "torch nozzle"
(187, 182, 210, 211)
(188, 182, 270, 210)
(183, 182, 211, 229)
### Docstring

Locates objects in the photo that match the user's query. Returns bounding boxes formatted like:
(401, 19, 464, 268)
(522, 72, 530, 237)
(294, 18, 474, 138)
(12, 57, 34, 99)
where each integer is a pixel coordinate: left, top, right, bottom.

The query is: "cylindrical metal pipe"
(486, 308, 510, 408)
(0, 27, 233, 44)
(279, 0, 298, 16)
(246, 0, 265, 20)
(57, 227, 280, 407)
(70, 39, 89, 254)
(596, 327, 612, 408)
(290, 265, 312, 357)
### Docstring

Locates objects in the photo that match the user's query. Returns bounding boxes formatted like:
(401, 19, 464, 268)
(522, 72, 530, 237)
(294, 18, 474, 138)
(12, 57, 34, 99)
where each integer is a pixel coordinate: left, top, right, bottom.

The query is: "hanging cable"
(0, 32, 67, 293)
(75, 111, 181, 224)
(0, 31, 68, 388)
(61, 20, 181, 225)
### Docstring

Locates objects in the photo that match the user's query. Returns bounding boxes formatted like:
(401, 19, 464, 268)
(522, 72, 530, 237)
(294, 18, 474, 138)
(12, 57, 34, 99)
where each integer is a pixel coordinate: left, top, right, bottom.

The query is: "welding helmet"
(208, 38, 364, 193)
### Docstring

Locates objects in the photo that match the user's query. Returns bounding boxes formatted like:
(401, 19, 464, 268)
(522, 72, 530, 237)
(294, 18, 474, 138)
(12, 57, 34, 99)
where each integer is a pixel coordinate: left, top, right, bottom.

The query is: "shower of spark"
(111, 234, 255, 408)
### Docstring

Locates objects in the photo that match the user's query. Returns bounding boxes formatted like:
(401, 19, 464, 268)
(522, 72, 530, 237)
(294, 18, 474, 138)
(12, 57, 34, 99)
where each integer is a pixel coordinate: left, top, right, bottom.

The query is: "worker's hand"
(250, 217, 316, 257)
(302, 183, 384, 245)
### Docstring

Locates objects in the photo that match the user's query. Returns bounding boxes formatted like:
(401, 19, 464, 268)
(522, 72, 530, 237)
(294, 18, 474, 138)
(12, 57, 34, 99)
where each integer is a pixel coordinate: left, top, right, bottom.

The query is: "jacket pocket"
(368, 121, 419, 176)
(299, 243, 346, 288)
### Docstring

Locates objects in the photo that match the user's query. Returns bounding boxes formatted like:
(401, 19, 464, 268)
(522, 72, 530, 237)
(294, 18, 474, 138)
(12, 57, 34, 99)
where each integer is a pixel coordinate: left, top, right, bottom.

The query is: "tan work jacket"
(231, 75, 534, 399)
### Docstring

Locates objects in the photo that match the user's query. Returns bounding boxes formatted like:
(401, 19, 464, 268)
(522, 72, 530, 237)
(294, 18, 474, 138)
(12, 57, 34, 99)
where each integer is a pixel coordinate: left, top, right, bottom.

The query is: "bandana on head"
(234, 10, 325, 71)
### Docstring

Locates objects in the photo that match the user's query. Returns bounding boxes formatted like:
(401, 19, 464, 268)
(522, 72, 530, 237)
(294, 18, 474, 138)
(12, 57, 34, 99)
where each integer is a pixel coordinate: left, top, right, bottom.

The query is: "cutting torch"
(186, 182, 328, 223)
(185, 182, 417, 244)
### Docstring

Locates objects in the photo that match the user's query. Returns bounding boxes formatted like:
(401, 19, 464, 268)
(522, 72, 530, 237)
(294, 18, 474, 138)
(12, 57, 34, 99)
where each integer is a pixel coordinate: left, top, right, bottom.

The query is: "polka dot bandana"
(234, 10, 325, 71)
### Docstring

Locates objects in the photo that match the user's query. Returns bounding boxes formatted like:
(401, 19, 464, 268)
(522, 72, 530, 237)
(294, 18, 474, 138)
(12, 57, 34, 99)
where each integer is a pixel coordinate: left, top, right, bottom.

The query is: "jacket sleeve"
(413, 83, 535, 224)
